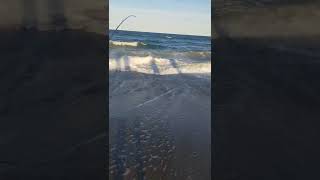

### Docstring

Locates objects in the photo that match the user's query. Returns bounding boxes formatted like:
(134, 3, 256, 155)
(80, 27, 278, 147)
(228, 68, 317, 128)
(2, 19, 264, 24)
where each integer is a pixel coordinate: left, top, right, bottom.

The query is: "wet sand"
(109, 71, 211, 180)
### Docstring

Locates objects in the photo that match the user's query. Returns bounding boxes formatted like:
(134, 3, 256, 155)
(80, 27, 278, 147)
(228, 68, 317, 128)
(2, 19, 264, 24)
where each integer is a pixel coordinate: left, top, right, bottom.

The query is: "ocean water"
(109, 30, 211, 180)
(109, 30, 211, 77)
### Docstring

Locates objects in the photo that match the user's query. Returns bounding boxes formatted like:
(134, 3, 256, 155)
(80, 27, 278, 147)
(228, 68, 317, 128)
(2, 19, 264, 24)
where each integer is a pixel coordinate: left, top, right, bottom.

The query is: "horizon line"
(109, 29, 211, 37)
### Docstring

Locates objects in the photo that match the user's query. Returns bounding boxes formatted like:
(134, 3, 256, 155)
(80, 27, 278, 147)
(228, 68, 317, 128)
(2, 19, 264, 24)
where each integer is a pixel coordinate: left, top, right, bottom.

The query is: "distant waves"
(109, 40, 147, 47)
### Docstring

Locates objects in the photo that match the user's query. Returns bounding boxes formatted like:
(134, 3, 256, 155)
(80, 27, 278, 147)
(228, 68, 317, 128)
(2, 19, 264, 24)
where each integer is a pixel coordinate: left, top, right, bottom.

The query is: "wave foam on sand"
(109, 55, 211, 78)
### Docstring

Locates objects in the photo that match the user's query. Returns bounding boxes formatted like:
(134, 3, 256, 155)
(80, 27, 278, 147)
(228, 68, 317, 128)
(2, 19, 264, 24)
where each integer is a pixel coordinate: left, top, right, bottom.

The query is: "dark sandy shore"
(109, 71, 211, 180)
(0, 30, 107, 180)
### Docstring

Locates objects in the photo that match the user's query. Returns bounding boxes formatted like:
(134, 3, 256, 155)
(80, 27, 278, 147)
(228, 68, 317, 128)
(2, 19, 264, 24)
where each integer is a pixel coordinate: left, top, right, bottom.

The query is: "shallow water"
(109, 30, 211, 79)
(109, 31, 211, 180)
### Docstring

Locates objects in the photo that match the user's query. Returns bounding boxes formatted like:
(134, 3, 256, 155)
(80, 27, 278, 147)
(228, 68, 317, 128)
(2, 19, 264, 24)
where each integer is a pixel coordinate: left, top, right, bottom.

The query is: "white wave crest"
(109, 40, 147, 47)
(109, 55, 211, 77)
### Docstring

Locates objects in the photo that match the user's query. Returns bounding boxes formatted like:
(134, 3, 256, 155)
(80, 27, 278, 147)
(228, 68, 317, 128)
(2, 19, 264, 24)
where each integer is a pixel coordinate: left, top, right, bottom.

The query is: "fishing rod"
(110, 15, 136, 40)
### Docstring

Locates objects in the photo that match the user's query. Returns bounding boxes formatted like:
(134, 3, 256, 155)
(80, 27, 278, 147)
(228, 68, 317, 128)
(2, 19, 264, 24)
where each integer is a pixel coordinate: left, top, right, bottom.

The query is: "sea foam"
(109, 55, 211, 77)
(109, 40, 147, 47)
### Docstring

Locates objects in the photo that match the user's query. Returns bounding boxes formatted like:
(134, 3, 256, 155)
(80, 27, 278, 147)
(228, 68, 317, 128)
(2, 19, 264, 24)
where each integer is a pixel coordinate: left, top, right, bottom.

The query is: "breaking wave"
(109, 31, 211, 78)
(110, 49, 211, 63)
(109, 40, 147, 47)
(109, 40, 179, 50)
(109, 55, 211, 78)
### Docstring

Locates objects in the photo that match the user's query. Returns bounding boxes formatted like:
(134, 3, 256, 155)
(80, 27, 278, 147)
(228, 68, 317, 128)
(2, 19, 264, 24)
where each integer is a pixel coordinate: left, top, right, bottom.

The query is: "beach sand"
(109, 67, 211, 179)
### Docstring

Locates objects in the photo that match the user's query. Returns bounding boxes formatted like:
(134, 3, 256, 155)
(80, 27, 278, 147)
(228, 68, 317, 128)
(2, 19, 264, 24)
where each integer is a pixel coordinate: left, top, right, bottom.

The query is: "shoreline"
(109, 70, 211, 180)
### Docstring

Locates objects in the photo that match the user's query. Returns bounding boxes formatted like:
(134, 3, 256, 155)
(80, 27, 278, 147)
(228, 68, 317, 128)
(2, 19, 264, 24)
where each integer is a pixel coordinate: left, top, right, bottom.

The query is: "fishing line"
(110, 15, 136, 40)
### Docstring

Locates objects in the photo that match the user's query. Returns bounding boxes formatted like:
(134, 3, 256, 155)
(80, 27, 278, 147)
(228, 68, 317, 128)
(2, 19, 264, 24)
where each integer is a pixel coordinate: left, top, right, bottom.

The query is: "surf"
(109, 55, 211, 78)
(109, 40, 147, 47)
(110, 49, 211, 62)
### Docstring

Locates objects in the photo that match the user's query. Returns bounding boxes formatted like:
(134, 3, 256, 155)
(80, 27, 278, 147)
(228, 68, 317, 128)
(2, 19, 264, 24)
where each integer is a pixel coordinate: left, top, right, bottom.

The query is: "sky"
(109, 0, 211, 36)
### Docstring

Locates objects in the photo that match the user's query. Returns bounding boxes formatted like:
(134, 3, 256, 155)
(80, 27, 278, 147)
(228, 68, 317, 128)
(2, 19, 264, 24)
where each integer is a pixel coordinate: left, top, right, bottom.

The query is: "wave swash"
(109, 55, 211, 78)
(109, 30, 211, 180)
(109, 31, 211, 77)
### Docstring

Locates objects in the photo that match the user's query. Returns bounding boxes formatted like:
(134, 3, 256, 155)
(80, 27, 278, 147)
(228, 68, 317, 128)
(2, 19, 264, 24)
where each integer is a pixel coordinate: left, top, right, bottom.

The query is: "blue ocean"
(109, 30, 211, 77)
(110, 30, 211, 60)
(109, 30, 211, 180)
